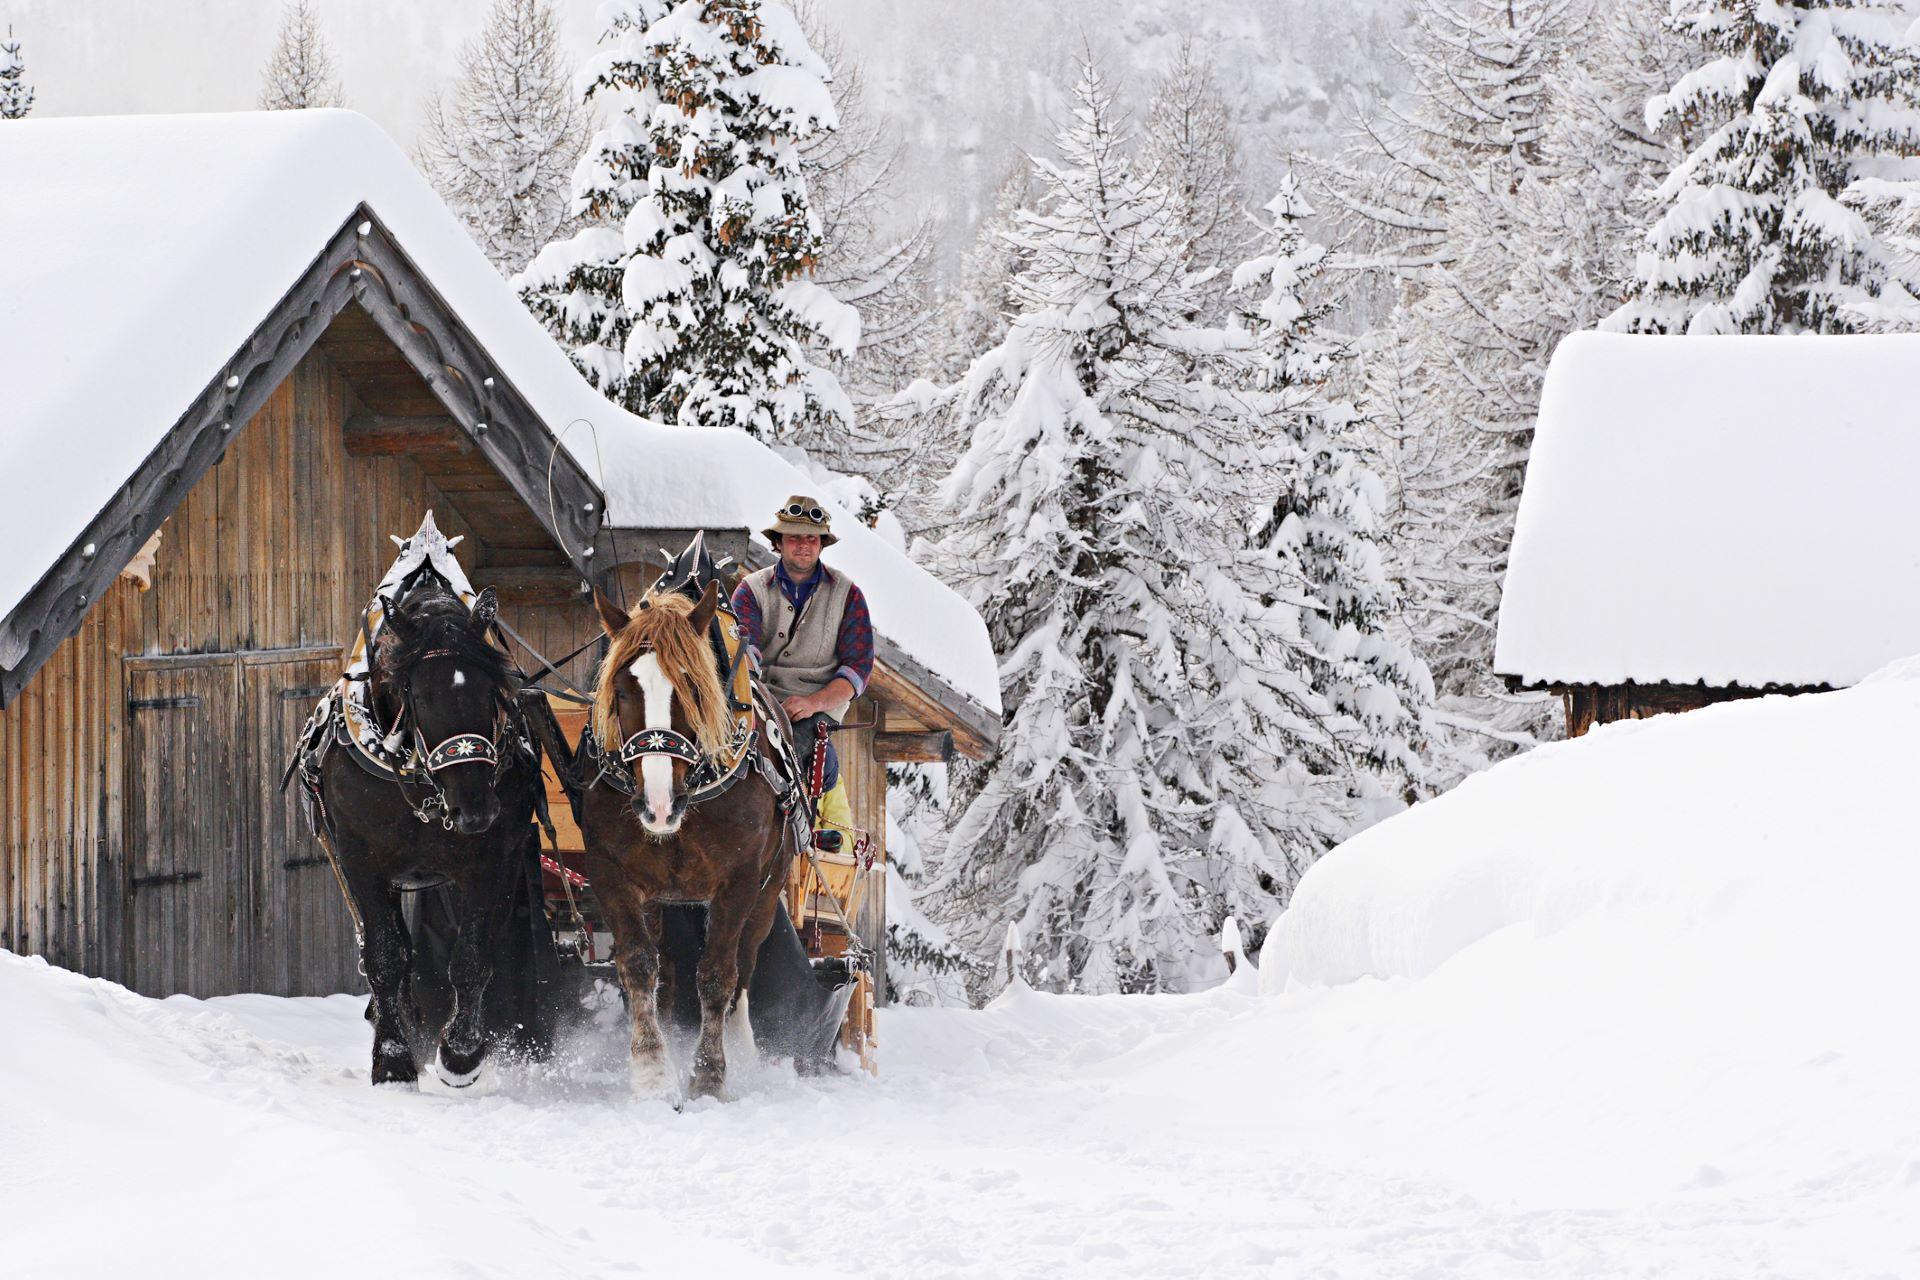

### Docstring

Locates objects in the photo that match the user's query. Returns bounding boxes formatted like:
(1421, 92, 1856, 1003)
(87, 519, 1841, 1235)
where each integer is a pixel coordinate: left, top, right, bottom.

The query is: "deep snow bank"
(1284, 658, 1920, 987)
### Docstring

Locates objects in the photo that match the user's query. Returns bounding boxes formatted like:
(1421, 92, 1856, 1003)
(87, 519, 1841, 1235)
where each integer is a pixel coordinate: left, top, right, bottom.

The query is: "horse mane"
(374, 581, 518, 697)
(594, 592, 730, 756)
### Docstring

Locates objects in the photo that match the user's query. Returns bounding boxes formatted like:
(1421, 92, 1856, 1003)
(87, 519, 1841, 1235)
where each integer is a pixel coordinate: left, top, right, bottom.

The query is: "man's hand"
(780, 677, 854, 722)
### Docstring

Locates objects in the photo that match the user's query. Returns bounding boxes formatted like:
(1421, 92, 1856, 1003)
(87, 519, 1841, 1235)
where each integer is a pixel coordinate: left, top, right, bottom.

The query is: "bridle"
(385, 645, 527, 829)
(587, 644, 753, 808)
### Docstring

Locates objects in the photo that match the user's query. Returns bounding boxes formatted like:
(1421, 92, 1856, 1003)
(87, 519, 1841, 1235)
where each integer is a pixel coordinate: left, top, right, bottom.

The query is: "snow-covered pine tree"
(1, 26, 34, 120)
(927, 58, 1353, 993)
(258, 0, 344, 111)
(1606, 0, 1920, 334)
(518, 0, 857, 441)
(1215, 179, 1430, 877)
(1142, 37, 1252, 324)
(416, 0, 586, 278)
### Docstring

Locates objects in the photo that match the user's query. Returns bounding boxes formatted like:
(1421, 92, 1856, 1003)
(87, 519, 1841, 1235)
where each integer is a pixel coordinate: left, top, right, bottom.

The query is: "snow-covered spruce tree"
(518, 0, 857, 440)
(1, 26, 33, 120)
(416, 0, 586, 278)
(259, 0, 344, 111)
(926, 60, 1376, 993)
(1142, 37, 1252, 324)
(1213, 180, 1430, 877)
(1607, 0, 1920, 334)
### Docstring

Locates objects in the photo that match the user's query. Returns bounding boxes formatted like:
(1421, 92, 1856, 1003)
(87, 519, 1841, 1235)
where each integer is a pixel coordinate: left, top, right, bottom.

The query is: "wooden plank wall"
(0, 580, 138, 980)
(1563, 682, 1789, 737)
(1, 346, 597, 993)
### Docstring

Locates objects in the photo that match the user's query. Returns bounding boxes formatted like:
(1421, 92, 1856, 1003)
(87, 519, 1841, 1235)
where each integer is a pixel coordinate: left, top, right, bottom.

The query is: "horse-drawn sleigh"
(286, 513, 876, 1097)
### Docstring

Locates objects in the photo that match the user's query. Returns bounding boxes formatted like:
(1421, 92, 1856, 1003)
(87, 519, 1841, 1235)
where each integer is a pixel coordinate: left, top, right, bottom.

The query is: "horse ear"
(593, 587, 630, 637)
(379, 595, 414, 640)
(470, 586, 499, 630)
(689, 579, 720, 635)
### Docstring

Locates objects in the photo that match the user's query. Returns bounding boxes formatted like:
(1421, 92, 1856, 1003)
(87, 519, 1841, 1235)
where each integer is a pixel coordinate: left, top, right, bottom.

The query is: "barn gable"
(0, 204, 602, 706)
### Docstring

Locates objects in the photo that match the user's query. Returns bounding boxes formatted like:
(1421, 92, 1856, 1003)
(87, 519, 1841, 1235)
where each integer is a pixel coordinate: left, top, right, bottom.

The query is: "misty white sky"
(3, 0, 1402, 271)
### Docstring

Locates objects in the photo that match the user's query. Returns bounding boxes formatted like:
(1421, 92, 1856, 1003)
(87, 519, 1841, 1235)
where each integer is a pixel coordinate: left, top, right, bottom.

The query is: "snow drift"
(1284, 657, 1920, 988)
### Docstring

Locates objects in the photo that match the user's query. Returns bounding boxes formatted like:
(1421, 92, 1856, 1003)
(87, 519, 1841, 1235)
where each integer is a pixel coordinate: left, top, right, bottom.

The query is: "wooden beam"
(341, 412, 468, 456)
(479, 566, 589, 608)
(866, 658, 994, 761)
(873, 730, 953, 764)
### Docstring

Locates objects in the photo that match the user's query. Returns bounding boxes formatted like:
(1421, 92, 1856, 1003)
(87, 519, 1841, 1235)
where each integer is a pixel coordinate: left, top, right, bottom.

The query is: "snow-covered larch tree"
(258, 0, 344, 111)
(1142, 37, 1252, 323)
(416, 0, 586, 278)
(1308, 0, 1587, 786)
(1606, 0, 1920, 334)
(519, 0, 858, 440)
(1203, 179, 1431, 904)
(1, 26, 33, 120)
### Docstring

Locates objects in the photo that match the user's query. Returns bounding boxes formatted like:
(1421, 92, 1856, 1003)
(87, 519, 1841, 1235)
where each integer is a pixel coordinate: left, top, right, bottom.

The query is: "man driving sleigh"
(731, 495, 873, 850)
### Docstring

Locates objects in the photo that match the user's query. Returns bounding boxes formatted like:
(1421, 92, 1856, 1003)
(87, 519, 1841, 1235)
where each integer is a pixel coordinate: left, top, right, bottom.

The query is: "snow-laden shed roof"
(0, 111, 998, 722)
(1496, 331, 1920, 690)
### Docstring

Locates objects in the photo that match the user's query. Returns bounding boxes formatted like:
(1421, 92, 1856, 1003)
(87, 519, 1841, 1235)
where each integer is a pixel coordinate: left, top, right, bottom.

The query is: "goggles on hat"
(782, 503, 829, 524)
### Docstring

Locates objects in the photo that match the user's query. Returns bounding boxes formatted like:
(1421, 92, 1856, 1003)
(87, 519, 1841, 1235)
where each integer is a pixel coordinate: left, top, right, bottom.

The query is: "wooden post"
(1002, 921, 1024, 990)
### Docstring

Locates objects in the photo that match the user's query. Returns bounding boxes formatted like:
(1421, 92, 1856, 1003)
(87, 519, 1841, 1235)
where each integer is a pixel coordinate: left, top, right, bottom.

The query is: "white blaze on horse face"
(630, 653, 676, 829)
(451, 669, 466, 688)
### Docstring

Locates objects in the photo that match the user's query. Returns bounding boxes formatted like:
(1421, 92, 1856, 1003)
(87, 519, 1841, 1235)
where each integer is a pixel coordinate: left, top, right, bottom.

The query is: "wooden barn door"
(126, 660, 246, 998)
(244, 651, 361, 996)
(125, 649, 361, 998)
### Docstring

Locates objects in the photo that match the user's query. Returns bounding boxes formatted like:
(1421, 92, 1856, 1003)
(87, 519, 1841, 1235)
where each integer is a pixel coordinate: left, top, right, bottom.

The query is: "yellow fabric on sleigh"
(817, 776, 854, 836)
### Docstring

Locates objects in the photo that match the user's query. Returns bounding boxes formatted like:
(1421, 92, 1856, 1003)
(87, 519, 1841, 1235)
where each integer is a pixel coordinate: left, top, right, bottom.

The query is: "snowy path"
(8, 949, 1915, 1279)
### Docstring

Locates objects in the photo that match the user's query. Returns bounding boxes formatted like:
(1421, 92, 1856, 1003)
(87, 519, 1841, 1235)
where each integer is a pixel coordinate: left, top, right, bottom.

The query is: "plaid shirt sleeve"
(729, 580, 765, 665)
(835, 582, 875, 697)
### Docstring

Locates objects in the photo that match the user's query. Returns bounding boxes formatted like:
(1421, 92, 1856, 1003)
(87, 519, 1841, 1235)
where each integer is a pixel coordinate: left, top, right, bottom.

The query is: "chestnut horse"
(583, 582, 796, 1099)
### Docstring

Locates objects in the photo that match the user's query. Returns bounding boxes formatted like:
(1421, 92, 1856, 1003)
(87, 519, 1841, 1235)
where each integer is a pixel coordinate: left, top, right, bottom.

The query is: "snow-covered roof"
(1496, 331, 1920, 689)
(0, 111, 998, 717)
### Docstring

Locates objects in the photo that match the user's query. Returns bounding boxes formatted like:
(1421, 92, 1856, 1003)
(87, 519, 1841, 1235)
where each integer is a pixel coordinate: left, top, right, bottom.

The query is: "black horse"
(298, 577, 544, 1088)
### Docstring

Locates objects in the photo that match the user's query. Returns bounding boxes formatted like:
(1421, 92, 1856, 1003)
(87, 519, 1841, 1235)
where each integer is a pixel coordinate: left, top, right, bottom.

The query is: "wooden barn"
(0, 111, 1000, 1005)
(1496, 331, 1920, 737)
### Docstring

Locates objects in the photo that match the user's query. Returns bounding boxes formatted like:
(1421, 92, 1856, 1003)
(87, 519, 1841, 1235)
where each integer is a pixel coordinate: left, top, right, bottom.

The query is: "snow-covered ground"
(14, 664, 1920, 1276)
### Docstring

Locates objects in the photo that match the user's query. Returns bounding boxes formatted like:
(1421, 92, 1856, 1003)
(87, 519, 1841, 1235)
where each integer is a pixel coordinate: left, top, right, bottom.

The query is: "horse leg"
(346, 862, 418, 1086)
(690, 884, 753, 1100)
(432, 859, 513, 1089)
(609, 894, 673, 1099)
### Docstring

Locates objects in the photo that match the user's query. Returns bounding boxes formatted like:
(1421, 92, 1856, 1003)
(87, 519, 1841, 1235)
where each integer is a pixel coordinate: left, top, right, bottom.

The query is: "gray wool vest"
(743, 564, 856, 722)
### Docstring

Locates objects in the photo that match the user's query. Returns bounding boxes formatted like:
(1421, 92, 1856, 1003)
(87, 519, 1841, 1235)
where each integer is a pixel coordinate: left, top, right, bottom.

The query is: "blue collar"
(774, 561, 829, 590)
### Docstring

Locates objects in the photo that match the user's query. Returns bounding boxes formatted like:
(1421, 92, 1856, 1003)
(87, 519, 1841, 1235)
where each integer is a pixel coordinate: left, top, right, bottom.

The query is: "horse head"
(594, 580, 724, 838)
(377, 581, 516, 836)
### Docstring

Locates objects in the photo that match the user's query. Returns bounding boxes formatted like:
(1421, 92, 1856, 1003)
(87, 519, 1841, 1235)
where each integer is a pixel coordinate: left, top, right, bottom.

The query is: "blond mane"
(592, 592, 731, 756)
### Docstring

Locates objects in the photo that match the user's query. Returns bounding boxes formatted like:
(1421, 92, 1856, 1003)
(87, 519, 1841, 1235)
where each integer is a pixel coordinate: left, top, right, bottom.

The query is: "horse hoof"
(630, 1056, 677, 1102)
(688, 1066, 726, 1101)
(421, 1048, 491, 1094)
(371, 1042, 418, 1086)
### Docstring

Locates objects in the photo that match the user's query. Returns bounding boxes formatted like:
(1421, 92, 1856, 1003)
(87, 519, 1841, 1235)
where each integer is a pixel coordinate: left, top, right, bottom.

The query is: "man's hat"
(764, 494, 838, 548)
